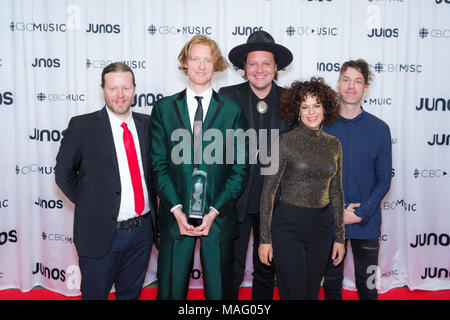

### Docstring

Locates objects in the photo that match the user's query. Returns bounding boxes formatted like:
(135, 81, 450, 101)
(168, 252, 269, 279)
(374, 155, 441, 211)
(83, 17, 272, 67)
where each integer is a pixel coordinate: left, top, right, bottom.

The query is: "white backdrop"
(0, 0, 449, 297)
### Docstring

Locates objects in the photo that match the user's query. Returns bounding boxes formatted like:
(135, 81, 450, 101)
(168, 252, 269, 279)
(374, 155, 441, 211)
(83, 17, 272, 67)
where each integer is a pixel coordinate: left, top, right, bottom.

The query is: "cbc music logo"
(36, 92, 86, 102)
(413, 168, 448, 178)
(363, 97, 393, 106)
(35, 197, 63, 210)
(10, 21, 66, 32)
(285, 25, 338, 37)
(381, 199, 417, 213)
(419, 27, 450, 39)
(86, 59, 146, 69)
(232, 26, 263, 36)
(416, 97, 450, 112)
(31, 57, 61, 68)
(410, 232, 450, 248)
(427, 134, 450, 146)
(0, 199, 8, 209)
(370, 62, 422, 73)
(0, 91, 14, 106)
(41, 232, 72, 244)
(147, 24, 212, 36)
(16, 164, 55, 175)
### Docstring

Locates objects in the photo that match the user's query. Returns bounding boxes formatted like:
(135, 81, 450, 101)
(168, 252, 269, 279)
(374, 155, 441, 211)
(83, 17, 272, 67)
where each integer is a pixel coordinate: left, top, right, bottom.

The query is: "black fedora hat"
(228, 30, 293, 70)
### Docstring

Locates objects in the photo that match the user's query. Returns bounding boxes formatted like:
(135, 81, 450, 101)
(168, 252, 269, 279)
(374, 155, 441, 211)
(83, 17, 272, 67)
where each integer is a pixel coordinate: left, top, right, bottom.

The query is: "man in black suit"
(55, 62, 157, 300)
(218, 30, 294, 300)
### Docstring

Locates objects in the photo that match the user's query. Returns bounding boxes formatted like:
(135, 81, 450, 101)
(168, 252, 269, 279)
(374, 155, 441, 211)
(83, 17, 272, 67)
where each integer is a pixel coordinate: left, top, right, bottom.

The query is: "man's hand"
(193, 210, 218, 236)
(258, 244, 273, 266)
(172, 207, 198, 236)
(344, 203, 362, 225)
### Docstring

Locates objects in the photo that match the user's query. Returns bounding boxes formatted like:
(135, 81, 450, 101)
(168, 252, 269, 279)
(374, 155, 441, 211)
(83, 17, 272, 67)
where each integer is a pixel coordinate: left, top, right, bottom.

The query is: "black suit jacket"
(218, 82, 295, 222)
(55, 106, 157, 259)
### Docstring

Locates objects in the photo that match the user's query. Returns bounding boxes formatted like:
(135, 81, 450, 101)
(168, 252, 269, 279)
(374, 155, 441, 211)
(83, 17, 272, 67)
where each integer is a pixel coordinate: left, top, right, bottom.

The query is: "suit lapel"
(97, 106, 120, 175)
(133, 112, 149, 177)
(203, 90, 224, 132)
(172, 89, 192, 135)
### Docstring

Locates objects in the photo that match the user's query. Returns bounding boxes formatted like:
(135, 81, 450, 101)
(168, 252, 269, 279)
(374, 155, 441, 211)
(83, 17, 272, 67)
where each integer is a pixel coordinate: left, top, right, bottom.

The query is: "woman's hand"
(258, 243, 273, 266)
(331, 241, 345, 266)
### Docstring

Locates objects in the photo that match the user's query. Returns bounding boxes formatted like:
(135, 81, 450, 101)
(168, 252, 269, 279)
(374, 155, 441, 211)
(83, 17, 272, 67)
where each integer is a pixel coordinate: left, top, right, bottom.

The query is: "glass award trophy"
(188, 169, 207, 227)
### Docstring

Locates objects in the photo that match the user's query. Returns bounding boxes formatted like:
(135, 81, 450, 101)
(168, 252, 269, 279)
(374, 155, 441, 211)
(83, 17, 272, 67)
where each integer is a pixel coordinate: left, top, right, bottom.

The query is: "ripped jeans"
(323, 238, 380, 300)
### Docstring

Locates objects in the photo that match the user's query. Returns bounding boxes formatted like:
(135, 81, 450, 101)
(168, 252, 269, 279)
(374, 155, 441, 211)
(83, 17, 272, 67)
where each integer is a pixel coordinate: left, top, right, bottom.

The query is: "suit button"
(116, 191, 120, 195)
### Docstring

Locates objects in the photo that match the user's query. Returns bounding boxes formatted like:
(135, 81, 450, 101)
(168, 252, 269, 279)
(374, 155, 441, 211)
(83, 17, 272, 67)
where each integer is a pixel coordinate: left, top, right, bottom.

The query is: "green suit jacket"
(150, 89, 249, 242)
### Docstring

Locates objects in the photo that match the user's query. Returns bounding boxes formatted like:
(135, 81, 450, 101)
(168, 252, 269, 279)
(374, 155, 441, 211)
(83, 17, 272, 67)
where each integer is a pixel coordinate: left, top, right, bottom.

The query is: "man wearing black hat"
(218, 30, 294, 300)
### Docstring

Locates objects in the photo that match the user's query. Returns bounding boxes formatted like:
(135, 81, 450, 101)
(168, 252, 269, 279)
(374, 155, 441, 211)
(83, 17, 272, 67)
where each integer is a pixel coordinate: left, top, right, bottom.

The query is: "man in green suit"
(150, 35, 249, 300)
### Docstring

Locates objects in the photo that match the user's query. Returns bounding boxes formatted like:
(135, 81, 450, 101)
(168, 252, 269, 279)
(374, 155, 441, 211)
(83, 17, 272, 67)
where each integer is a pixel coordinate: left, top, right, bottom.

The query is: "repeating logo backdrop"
(0, 0, 449, 296)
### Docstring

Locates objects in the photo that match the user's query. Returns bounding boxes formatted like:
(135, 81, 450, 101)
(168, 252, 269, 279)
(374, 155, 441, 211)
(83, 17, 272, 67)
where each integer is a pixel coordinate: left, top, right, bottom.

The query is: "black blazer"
(55, 106, 157, 259)
(218, 82, 295, 221)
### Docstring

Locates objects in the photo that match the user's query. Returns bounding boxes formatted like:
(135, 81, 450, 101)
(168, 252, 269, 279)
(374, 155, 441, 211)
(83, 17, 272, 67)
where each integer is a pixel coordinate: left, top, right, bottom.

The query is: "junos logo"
(29, 128, 63, 142)
(368, 28, 399, 38)
(132, 93, 164, 108)
(416, 98, 450, 111)
(427, 134, 450, 146)
(410, 233, 450, 248)
(232, 26, 263, 36)
(35, 197, 63, 209)
(86, 23, 120, 34)
(0, 230, 17, 245)
(32, 263, 66, 282)
(316, 62, 341, 72)
(0, 92, 14, 105)
(421, 267, 450, 279)
(31, 58, 61, 68)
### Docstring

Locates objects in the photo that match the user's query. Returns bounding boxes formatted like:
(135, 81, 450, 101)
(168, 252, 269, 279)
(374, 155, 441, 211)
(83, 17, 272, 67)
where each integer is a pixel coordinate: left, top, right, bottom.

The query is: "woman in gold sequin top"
(258, 78, 345, 300)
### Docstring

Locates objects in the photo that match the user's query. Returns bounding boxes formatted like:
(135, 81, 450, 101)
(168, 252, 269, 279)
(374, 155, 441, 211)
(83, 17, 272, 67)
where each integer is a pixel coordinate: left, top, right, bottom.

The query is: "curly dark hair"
(280, 77, 340, 126)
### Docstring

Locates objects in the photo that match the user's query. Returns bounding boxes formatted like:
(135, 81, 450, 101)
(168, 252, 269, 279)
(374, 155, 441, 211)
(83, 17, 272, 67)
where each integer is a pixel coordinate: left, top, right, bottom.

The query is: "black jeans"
(231, 213, 275, 300)
(323, 238, 380, 300)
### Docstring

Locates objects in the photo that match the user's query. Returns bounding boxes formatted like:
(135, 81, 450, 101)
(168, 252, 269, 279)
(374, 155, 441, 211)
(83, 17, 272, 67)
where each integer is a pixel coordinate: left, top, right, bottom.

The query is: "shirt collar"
(105, 105, 133, 129)
(186, 86, 212, 105)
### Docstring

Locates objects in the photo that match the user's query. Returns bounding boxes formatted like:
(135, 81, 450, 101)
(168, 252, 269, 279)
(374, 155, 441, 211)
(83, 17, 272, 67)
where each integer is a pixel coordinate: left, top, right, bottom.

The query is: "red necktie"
(121, 122, 144, 216)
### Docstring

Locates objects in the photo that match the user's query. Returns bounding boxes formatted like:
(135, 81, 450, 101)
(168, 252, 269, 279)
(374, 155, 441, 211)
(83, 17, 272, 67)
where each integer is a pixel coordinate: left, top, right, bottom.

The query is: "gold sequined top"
(260, 121, 345, 244)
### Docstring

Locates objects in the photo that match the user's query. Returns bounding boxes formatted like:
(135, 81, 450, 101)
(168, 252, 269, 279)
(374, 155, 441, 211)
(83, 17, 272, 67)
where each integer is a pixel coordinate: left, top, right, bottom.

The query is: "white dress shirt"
(106, 107, 150, 221)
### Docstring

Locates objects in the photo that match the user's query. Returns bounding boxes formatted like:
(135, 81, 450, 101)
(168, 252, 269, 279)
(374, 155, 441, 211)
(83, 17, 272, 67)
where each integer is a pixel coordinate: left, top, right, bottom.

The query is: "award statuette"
(188, 169, 207, 227)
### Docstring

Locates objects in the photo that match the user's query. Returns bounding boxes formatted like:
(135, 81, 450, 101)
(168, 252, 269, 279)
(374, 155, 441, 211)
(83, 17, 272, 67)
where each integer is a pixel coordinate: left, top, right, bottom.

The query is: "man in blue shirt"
(323, 59, 392, 300)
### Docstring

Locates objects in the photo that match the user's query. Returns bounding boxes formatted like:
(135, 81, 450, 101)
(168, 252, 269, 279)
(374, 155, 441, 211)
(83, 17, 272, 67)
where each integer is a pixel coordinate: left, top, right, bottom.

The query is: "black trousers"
(271, 201, 333, 300)
(78, 215, 153, 300)
(231, 213, 275, 300)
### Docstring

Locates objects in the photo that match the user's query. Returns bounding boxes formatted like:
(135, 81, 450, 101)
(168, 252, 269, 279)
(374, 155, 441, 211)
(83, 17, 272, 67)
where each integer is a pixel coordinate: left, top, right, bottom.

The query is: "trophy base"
(188, 217, 202, 227)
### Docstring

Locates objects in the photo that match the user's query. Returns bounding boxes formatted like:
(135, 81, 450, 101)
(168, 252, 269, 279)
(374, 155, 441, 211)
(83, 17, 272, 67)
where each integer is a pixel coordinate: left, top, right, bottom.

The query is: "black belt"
(116, 213, 150, 229)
